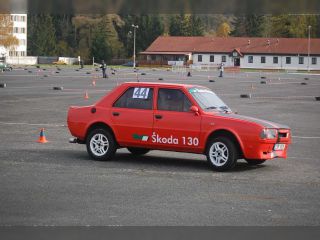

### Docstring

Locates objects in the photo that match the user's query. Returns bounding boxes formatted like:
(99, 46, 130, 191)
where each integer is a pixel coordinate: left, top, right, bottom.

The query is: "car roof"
(122, 82, 204, 89)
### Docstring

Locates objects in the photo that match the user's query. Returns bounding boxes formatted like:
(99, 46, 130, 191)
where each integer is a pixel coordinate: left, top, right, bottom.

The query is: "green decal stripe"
(133, 134, 143, 140)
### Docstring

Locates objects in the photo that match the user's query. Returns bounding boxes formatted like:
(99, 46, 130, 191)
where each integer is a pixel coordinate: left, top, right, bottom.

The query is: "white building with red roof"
(140, 36, 320, 70)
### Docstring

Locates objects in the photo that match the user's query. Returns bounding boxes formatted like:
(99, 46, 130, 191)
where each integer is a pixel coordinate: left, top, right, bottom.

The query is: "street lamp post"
(132, 24, 139, 68)
(307, 25, 311, 72)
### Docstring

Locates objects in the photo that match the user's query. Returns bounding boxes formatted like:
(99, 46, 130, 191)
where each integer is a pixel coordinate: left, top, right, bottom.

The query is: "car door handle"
(112, 112, 120, 116)
(155, 115, 162, 119)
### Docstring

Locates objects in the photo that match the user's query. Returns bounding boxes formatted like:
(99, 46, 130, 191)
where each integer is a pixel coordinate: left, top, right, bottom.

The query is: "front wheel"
(206, 137, 238, 171)
(245, 159, 266, 165)
(86, 128, 117, 161)
(127, 147, 150, 155)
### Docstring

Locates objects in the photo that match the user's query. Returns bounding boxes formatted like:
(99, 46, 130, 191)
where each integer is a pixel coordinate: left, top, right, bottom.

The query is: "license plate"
(274, 144, 286, 151)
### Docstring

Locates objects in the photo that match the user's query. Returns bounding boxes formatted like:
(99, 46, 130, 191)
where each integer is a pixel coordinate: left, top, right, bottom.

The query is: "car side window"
(113, 87, 153, 110)
(157, 88, 192, 112)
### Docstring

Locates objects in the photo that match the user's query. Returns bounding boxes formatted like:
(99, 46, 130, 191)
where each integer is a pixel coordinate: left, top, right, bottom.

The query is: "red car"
(67, 82, 291, 171)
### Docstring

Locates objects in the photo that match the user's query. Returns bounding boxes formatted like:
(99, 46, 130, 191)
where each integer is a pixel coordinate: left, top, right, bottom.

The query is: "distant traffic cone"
(84, 91, 89, 99)
(37, 128, 48, 143)
(251, 83, 255, 90)
(92, 80, 96, 86)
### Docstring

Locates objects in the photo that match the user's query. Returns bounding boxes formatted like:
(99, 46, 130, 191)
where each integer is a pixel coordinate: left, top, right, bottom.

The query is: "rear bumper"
(69, 137, 85, 144)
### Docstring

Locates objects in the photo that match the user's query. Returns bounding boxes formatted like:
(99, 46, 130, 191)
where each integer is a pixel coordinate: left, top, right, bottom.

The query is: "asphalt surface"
(0, 66, 319, 226)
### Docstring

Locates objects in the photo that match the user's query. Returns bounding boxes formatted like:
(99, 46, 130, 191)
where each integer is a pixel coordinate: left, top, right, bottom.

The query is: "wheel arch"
(85, 122, 117, 143)
(205, 129, 244, 158)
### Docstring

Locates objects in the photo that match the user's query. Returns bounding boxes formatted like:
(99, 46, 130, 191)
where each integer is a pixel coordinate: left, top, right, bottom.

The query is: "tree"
(169, 14, 204, 36)
(189, 15, 205, 36)
(216, 22, 231, 37)
(245, 14, 265, 37)
(0, 14, 19, 53)
(266, 14, 318, 38)
(102, 14, 125, 59)
(231, 14, 265, 37)
(116, 14, 164, 58)
(90, 18, 112, 63)
(52, 14, 76, 56)
(28, 14, 57, 56)
(231, 15, 246, 36)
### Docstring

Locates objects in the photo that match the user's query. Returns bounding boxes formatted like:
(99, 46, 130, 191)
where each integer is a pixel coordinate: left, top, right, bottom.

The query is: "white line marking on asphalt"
(254, 96, 315, 99)
(0, 122, 66, 127)
(292, 136, 320, 139)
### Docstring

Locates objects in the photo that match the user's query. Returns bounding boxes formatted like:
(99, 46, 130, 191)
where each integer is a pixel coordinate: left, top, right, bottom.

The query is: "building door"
(234, 58, 240, 66)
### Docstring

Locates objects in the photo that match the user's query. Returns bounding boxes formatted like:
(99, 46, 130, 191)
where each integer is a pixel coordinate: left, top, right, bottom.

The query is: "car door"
(111, 86, 154, 147)
(152, 87, 202, 152)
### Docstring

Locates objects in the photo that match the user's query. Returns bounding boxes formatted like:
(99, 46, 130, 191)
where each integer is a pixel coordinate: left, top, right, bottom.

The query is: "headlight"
(260, 129, 278, 139)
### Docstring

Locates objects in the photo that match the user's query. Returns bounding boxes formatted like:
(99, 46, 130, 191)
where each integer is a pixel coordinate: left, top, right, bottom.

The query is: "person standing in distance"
(100, 60, 108, 78)
(219, 63, 224, 78)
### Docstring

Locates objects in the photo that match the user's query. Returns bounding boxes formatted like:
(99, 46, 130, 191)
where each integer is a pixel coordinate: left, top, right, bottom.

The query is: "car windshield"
(188, 87, 232, 113)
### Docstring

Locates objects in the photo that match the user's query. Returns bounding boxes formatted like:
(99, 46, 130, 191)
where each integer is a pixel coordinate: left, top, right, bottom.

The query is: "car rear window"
(113, 87, 153, 110)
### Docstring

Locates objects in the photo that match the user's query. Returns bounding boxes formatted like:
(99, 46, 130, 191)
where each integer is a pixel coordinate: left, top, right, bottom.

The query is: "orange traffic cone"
(37, 128, 48, 143)
(84, 91, 89, 99)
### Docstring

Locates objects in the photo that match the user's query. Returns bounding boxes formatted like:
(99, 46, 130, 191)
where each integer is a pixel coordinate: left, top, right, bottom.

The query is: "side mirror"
(190, 106, 200, 116)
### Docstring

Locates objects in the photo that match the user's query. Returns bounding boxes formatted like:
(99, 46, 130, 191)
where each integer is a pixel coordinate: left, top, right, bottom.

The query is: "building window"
(20, 28, 25, 33)
(19, 39, 26, 45)
(210, 55, 214, 62)
(221, 56, 226, 62)
(312, 57, 317, 65)
(21, 51, 25, 56)
(273, 57, 278, 64)
(261, 56, 266, 64)
(248, 56, 253, 63)
(13, 27, 19, 33)
(21, 16, 26, 22)
(299, 57, 304, 64)
(198, 55, 202, 62)
(286, 57, 291, 64)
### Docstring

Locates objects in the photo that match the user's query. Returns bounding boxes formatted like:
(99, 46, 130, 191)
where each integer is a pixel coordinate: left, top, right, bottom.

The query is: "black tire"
(206, 137, 238, 171)
(127, 147, 150, 155)
(86, 128, 117, 161)
(245, 159, 266, 165)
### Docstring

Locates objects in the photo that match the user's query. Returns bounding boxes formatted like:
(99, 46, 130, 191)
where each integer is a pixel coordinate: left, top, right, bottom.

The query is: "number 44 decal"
(133, 88, 150, 99)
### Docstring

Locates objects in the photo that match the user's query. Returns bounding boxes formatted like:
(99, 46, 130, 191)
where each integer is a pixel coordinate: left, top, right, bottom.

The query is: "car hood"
(218, 113, 290, 129)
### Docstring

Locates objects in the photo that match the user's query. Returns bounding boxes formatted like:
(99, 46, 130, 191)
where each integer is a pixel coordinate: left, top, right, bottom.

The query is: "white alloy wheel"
(209, 141, 229, 167)
(90, 133, 109, 157)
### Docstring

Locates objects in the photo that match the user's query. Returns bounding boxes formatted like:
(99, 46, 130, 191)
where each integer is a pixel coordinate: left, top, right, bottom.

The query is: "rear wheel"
(127, 147, 150, 155)
(206, 137, 238, 171)
(245, 159, 266, 165)
(86, 128, 117, 161)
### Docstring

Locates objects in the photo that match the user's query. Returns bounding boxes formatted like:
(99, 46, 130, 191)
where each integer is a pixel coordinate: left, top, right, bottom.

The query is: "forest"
(27, 14, 320, 63)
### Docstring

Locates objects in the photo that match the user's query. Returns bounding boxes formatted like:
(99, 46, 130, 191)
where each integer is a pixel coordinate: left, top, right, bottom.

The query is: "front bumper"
(244, 129, 291, 160)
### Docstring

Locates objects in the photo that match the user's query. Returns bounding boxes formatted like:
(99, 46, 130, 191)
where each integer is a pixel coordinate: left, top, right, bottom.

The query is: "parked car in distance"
(0, 61, 12, 72)
(52, 60, 67, 65)
(67, 82, 291, 171)
(122, 61, 138, 67)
